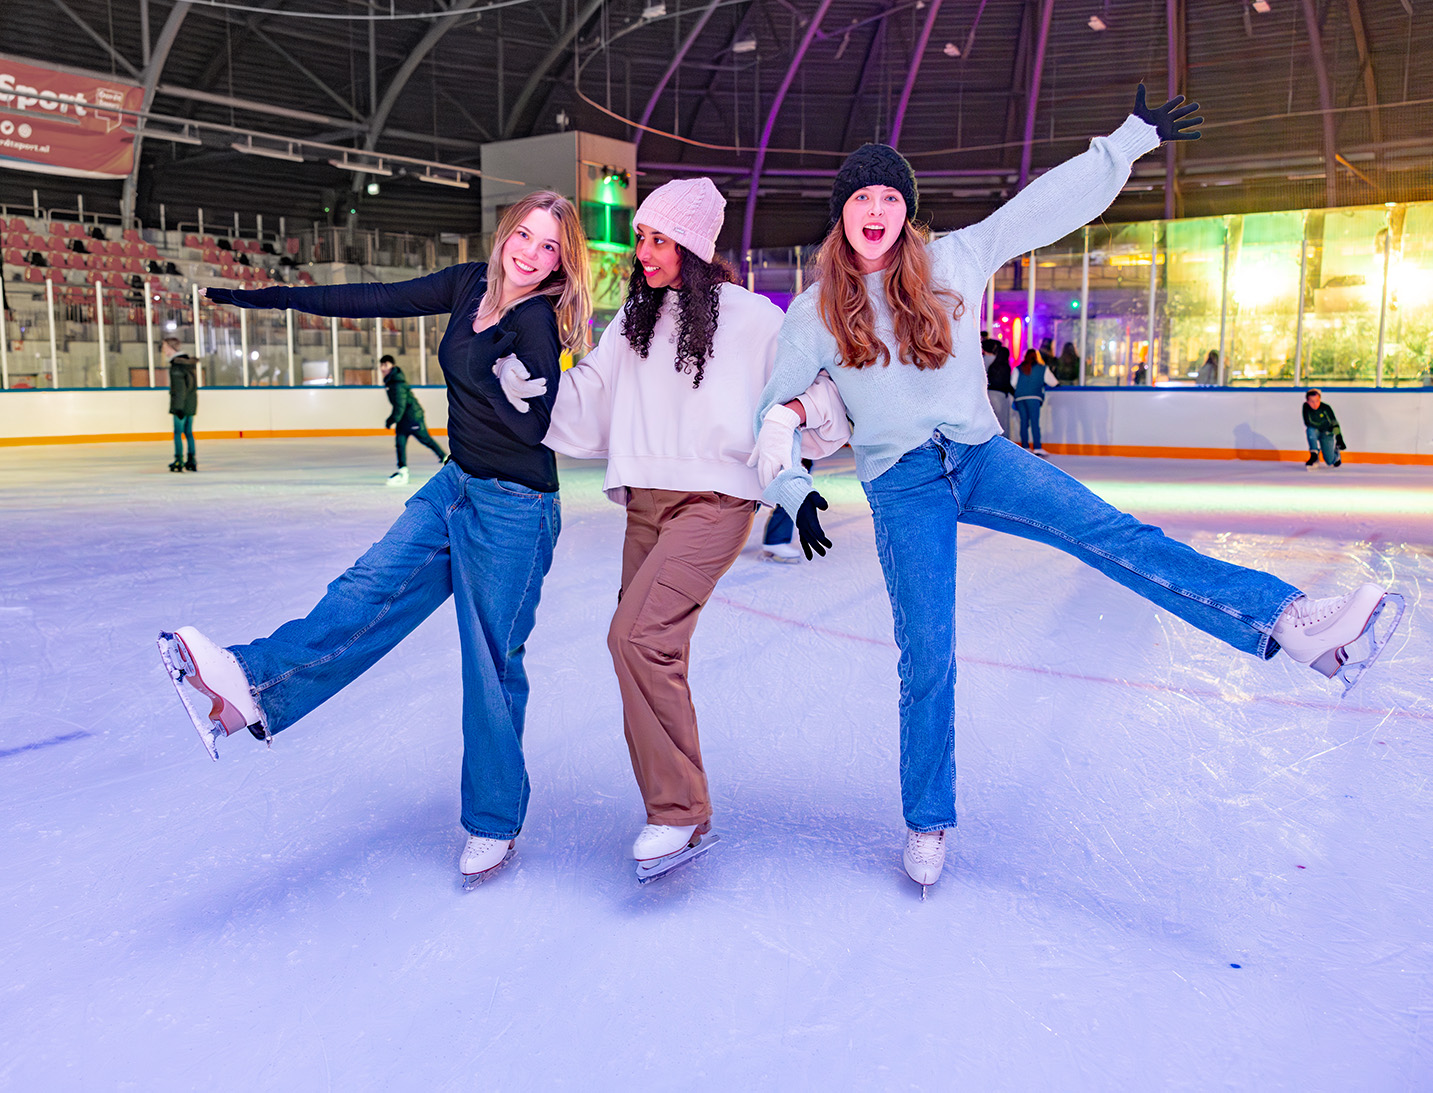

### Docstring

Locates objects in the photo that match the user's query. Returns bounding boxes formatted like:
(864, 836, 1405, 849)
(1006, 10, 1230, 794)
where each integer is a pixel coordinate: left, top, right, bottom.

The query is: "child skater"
(752, 86, 1405, 895)
(495, 178, 849, 879)
(157, 191, 592, 889)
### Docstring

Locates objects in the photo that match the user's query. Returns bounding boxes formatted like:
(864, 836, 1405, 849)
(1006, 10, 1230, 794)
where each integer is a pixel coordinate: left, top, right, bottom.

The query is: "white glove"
(492, 354, 548, 412)
(746, 403, 801, 489)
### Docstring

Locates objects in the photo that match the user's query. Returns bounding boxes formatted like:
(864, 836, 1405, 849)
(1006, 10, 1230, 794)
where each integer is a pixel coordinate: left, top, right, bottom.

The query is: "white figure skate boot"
(760, 541, 802, 564)
(157, 626, 267, 760)
(632, 823, 720, 882)
(1272, 583, 1405, 695)
(903, 829, 947, 898)
(386, 466, 409, 487)
(460, 835, 516, 890)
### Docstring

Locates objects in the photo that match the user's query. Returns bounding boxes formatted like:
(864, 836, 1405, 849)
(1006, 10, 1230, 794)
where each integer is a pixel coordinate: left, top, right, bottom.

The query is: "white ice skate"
(903, 829, 947, 899)
(633, 823, 721, 883)
(386, 467, 409, 487)
(157, 627, 267, 760)
(460, 835, 516, 891)
(760, 541, 802, 564)
(1272, 583, 1405, 695)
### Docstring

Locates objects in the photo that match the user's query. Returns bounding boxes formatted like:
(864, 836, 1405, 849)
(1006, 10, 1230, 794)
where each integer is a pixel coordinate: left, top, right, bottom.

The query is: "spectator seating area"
(2, 215, 320, 328)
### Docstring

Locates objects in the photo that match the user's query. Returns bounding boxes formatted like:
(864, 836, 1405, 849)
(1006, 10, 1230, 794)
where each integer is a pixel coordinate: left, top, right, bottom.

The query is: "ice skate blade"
(157, 632, 221, 760)
(635, 833, 721, 883)
(1315, 593, 1405, 697)
(460, 845, 516, 891)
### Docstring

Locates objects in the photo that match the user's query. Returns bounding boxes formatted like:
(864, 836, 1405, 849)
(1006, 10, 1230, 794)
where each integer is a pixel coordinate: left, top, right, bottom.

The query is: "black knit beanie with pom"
(829, 144, 919, 224)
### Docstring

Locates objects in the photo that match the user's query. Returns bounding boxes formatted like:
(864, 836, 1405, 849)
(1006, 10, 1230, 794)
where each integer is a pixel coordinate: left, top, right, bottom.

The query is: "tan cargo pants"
(608, 489, 757, 827)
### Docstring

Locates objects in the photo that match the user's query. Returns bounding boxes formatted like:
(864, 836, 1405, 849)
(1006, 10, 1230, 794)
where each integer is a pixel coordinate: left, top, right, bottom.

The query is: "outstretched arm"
(206, 264, 468, 319)
(946, 84, 1201, 280)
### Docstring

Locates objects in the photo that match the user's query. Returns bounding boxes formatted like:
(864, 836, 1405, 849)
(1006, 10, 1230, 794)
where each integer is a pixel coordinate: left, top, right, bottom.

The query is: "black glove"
(384, 416, 395, 429)
(204, 287, 244, 307)
(1133, 83, 1202, 142)
(795, 491, 832, 560)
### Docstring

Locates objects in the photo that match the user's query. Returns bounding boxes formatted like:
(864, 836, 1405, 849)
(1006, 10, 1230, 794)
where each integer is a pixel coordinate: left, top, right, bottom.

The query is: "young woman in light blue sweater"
(752, 86, 1405, 894)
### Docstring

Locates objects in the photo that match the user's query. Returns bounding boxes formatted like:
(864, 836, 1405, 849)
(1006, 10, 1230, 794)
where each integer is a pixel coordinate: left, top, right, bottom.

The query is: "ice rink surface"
(2, 438, 1430, 1091)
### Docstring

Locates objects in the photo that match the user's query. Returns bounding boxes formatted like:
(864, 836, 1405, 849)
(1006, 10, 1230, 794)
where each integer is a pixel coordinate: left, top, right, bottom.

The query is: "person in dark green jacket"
(1302, 388, 1344, 468)
(164, 337, 199, 472)
(381, 354, 447, 485)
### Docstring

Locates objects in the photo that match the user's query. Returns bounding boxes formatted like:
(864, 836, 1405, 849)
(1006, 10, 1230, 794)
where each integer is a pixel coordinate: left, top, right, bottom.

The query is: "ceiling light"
(328, 155, 393, 177)
(135, 126, 202, 145)
(1251, 0, 1270, 10)
(732, 37, 757, 53)
(642, 2, 666, 18)
(942, 42, 961, 57)
(1087, 14, 1107, 30)
(366, 181, 381, 196)
(418, 172, 470, 189)
(231, 137, 303, 163)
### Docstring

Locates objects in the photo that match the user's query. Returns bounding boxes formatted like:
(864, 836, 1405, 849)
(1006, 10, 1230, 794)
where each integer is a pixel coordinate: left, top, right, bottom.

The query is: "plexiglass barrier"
(6, 200, 1433, 389)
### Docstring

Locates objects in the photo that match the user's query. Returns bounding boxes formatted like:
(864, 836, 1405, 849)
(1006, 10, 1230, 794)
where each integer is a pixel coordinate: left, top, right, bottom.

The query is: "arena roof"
(2, 0, 1430, 248)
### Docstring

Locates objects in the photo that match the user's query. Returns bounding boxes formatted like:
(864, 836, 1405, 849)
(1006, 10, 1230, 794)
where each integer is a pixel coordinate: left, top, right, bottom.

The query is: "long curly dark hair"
(620, 246, 738, 389)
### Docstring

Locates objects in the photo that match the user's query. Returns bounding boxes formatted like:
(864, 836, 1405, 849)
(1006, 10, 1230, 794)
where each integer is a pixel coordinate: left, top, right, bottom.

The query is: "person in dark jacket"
(1302, 388, 1344, 468)
(1054, 341, 1081, 383)
(164, 337, 199, 472)
(380, 354, 446, 486)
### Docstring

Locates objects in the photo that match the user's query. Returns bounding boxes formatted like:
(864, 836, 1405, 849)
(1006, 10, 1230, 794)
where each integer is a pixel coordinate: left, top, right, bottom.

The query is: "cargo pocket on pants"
(628, 557, 717, 660)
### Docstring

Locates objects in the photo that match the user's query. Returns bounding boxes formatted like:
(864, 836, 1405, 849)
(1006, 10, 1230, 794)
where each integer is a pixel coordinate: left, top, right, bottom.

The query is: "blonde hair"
(814, 218, 963, 370)
(477, 190, 592, 355)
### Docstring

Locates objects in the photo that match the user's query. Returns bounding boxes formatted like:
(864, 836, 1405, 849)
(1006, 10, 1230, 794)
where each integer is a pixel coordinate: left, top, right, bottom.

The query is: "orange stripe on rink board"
(1043, 444, 1433, 466)
(0, 428, 450, 447)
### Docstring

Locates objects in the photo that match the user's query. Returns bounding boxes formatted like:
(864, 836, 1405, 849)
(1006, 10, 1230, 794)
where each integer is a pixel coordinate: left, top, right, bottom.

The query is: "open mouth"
(642, 264, 663, 277)
(862, 224, 885, 243)
(512, 258, 538, 275)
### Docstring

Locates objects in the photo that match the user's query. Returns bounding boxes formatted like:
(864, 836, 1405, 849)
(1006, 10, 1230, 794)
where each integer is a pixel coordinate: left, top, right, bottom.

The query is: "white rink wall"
(0, 385, 449, 443)
(1, 385, 1430, 462)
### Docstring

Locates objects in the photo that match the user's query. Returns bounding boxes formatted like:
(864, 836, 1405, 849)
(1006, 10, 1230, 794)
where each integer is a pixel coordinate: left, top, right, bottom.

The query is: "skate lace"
(907, 830, 945, 864)
(1282, 592, 1350, 630)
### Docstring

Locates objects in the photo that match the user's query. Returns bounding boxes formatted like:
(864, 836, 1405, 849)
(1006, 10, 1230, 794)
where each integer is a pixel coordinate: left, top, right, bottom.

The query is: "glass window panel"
(1075, 221, 1156, 386)
(1385, 202, 1433, 387)
(1301, 207, 1389, 386)
(1226, 211, 1306, 386)
(1163, 215, 1228, 385)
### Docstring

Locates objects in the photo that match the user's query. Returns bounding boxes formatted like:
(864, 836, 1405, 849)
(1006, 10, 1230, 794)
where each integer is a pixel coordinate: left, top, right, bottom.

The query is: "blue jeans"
(1306, 426, 1338, 465)
(861, 434, 1301, 833)
(1014, 399, 1041, 448)
(173, 414, 195, 461)
(230, 462, 560, 839)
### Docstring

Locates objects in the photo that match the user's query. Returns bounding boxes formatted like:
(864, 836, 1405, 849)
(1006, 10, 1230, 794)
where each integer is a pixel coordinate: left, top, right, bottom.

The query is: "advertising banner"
(0, 53, 143, 180)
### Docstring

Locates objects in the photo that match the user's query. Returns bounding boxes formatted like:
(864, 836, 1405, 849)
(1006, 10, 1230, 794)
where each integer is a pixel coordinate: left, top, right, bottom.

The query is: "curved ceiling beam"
(1344, 0, 1382, 144)
(888, 0, 941, 149)
(502, 0, 608, 140)
(122, 1, 194, 226)
(361, 0, 487, 163)
(1298, 0, 1339, 206)
(838, 15, 889, 152)
(633, 0, 727, 152)
(740, 0, 838, 264)
(1016, 0, 1053, 190)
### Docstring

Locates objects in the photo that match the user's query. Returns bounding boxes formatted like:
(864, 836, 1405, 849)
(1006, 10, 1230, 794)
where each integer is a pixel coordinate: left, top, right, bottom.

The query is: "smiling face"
(634, 224, 684, 290)
(500, 208, 563, 296)
(841, 185, 908, 273)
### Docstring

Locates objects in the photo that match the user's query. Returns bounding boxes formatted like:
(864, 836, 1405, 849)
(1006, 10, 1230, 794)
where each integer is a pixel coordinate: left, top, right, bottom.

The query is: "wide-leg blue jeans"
(230, 462, 560, 839)
(861, 433, 1302, 833)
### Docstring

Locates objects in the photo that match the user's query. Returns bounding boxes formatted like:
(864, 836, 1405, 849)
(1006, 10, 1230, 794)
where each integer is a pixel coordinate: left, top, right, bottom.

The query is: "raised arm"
(944, 84, 1201, 280)
(206, 264, 469, 319)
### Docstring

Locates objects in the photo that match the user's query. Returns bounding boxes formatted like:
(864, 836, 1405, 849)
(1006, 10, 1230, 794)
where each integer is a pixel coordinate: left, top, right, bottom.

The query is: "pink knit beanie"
(633, 177, 725, 264)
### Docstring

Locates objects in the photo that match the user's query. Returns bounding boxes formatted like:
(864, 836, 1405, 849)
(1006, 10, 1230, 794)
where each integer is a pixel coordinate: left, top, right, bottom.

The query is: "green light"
(1070, 300, 1080, 309)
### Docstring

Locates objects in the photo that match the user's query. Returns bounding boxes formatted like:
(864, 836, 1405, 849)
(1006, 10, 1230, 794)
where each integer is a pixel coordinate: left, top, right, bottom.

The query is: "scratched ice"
(2, 439, 1429, 1089)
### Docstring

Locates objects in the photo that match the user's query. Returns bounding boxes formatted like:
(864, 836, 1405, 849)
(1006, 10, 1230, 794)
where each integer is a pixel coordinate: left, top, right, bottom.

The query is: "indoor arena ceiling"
(2, 0, 1430, 247)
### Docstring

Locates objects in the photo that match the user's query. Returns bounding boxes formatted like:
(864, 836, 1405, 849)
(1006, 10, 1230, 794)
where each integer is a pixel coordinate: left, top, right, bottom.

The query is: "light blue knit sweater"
(758, 115, 1161, 516)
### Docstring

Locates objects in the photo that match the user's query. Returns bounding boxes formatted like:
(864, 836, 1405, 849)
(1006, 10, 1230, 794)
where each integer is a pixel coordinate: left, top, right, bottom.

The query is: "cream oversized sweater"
(544, 281, 849, 504)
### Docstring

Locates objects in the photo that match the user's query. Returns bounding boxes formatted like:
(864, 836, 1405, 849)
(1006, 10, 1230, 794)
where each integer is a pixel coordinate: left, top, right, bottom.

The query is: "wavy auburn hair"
(477, 190, 592, 355)
(813, 217, 964, 370)
(620, 245, 737, 389)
